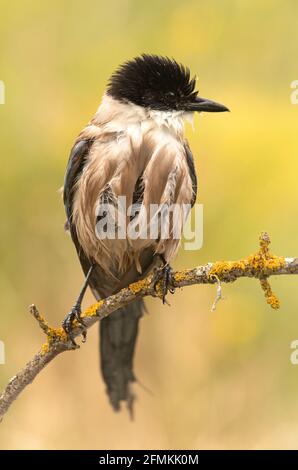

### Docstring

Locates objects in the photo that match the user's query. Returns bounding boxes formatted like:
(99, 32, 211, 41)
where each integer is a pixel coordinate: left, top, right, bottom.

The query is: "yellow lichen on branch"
(1, 232, 298, 422)
(173, 270, 189, 284)
(247, 232, 285, 276)
(128, 278, 151, 295)
(260, 278, 280, 309)
(39, 326, 68, 355)
(36, 231, 287, 358)
(82, 299, 104, 317)
(30, 305, 69, 355)
(208, 232, 285, 308)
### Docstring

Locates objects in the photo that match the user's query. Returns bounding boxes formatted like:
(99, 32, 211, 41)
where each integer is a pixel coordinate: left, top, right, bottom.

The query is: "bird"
(62, 54, 229, 414)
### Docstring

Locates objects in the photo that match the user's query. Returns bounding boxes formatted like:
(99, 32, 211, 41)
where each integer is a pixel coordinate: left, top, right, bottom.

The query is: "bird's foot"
(62, 303, 87, 348)
(153, 263, 175, 304)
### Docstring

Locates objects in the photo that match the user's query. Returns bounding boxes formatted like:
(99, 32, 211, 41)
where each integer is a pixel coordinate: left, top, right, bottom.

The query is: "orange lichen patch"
(173, 270, 189, 283)
(46, 326, 68, 342)
(260, 278, 280, 309)
(209, 260, 244, 278)
(40, 342, 50, 355)
(208, 233, 285, 309)
(81, 300, 104, 318)
(209, 233, 286, 280)
(129, 278, 149, 294)
(259, 231, 270, 255)
(39, 327, 68, 355)
(246, 252, 285, 273)
(246, 233, 285, 273)
(153, 281, 164, 299)
(254, 232, 285, 272)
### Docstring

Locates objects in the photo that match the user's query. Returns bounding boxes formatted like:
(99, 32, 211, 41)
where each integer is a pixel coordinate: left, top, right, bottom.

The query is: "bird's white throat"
(96, 95, 194, 134)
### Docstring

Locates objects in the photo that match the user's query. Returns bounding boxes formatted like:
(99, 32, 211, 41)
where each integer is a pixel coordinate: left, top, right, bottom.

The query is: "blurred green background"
(1, 0, 298, 450)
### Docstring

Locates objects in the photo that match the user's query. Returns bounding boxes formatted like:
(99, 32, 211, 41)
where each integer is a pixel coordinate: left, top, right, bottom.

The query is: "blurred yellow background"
(1, 0, 298, 450)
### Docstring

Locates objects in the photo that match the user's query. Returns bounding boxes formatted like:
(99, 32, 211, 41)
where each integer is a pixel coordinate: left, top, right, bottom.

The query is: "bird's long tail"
(99, 298, 145, 415)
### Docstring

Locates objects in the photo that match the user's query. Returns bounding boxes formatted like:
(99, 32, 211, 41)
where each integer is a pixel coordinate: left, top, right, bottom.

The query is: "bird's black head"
(107, 54, 229, 113)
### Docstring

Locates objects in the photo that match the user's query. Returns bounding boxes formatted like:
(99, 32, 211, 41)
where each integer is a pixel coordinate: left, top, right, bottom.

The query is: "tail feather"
(99, 298, 145, 414)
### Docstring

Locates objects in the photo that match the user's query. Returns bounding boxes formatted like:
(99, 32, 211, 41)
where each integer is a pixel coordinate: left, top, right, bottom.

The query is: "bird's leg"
(153, 255, 175, 304)
(62, 265, 94, 346)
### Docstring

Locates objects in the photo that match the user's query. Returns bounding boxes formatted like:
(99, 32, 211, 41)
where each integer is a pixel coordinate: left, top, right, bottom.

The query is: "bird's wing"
(63, 137, 157, 298)
(63, 138, 108, 297)
(64, 139, 93, 226)
(183, 139, 198, 207)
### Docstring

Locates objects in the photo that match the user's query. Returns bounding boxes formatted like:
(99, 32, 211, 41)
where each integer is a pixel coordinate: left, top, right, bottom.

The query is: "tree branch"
(1, 232, 298, 421)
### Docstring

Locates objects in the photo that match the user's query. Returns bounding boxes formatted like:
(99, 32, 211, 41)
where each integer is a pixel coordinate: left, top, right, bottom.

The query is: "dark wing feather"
(64, 139, 93, 225)
(184, 140, 198, 207)
(63, 139, 100, 284)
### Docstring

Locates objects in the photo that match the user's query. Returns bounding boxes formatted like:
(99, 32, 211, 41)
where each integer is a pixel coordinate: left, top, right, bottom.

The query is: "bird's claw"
(62, 303, 87, 347)
(153, 263, 175, 304)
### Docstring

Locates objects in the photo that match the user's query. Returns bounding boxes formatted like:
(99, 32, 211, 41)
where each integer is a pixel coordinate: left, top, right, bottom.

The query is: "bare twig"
(1, 232, 298, 420)
(210, 274, 223, 311)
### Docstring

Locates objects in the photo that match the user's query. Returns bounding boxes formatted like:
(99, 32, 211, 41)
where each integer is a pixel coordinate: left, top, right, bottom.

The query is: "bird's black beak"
(188, 96, 230, 113)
